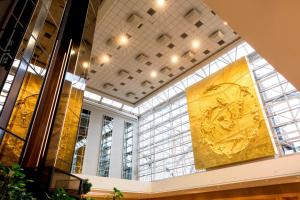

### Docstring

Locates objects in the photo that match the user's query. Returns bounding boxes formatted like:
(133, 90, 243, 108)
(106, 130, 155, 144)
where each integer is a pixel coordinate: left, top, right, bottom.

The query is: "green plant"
(82, 179, 92, 194)
(81, 197, 94, 200)
(105, 187, 123, 200)
(112, 187, 123, 200)
(50, 188, 75, 200)
(0, 163, 35, 200)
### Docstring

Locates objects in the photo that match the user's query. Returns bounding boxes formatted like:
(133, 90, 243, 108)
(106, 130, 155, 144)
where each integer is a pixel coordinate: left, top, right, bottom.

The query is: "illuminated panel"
(45, 81, 84, 171)
(0, 73, 42, 164)
(6, 73, 42, 139)
(186, 57, 275, 169)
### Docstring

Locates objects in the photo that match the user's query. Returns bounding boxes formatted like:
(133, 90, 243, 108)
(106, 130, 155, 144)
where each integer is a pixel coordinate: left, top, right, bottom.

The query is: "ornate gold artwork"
(7, 73, 42, 139)
(0, 73, 42, 165)
(0, 71, 83, 170)
(56, 85, 83, 171)
(186, 57, 275, 169)
(45, 81, 84, 171)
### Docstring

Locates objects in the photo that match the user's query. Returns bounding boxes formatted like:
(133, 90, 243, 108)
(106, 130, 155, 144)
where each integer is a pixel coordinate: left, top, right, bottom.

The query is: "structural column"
(109, 117, 125, 178)
(21, 0, 89, 169)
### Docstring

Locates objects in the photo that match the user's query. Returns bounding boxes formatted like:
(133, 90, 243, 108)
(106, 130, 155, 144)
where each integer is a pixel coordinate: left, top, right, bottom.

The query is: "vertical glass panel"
(98, 115, 113, 177)
(122, 122, 133, 180)
(71, 109, 91, 174)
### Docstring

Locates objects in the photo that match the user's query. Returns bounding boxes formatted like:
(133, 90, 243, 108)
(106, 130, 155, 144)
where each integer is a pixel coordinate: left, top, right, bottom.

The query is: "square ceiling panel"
(87, 0, 240, 106)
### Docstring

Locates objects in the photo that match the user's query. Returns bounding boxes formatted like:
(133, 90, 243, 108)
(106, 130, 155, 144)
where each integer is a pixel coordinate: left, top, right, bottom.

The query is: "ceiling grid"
(88, 0, 239, 105)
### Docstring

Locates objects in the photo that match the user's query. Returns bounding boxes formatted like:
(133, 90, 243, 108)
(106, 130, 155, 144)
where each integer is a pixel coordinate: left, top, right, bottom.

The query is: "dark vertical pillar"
(20, 0, 89, 169)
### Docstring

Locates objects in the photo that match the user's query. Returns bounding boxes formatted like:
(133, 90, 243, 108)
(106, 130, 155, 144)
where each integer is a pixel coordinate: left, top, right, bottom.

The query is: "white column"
(109, 117, 124, 178)
(82, 104, 102, 175)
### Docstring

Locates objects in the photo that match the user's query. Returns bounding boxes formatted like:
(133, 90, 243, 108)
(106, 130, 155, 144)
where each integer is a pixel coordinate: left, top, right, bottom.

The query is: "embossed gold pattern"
(0, 73, 42, 165)
(186, 57, 275, 169)
(7, 73, 42, 139)
(45, 81, 83, 171)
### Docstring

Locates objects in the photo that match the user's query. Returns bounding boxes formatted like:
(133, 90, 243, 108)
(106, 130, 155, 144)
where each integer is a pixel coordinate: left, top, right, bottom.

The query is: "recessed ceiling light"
(101, 54, 110, 63)
(171, 55, 179, 63)
(117, 34, 128, 45)
(191, 39, 200, 49)
(82, 62, 89, 68)
(150, 71, 157, 78)
(71, 49, 76, 55)
(223, 21, 228, 25)
(156, 0, 166, 8)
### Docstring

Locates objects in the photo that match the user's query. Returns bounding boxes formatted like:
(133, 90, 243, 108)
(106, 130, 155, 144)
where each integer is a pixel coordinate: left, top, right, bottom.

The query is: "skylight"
(101, 97, 123, 108)
(84, 91, 101, 102)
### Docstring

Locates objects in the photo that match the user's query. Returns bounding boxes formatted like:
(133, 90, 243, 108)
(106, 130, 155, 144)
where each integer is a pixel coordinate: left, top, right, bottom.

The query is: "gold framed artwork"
(186, 57, 275, 169)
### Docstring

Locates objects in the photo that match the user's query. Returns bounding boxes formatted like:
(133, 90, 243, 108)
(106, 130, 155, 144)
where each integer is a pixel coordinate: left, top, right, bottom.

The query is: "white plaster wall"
(81, 102, 138, 179)
(109, 117, 124, 178)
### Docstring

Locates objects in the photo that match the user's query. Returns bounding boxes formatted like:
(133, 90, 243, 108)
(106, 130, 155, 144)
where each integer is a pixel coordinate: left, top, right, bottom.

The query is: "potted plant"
(0, 163, 35, 200)
(111, 187, 123, 200)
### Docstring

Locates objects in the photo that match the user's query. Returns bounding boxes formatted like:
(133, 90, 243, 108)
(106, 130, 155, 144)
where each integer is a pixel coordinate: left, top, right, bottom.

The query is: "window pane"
(98, 115, 113, 177)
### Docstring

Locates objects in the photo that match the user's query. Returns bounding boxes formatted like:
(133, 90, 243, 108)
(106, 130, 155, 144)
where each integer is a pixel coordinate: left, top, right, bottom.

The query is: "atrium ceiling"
(87, 0, 240, 106)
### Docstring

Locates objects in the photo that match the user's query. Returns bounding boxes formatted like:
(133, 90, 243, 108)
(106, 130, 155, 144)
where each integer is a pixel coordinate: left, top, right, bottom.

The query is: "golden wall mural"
(45, 81, 84, 171)
(0, 71, 83, 170)
(0, 73, 42, 165)
(186, 57, 275, 169)
(7, 73, 42, 138)
(56, 85, 83, 171)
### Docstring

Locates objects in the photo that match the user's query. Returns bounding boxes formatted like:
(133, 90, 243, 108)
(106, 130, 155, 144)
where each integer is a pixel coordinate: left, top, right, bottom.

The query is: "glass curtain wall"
(138, 95, 194, 181)
(249, 53, 300, 154)
(98, 115, 114, 177)
(138, 42, 300, 181)
(71, 109, 91, 174)
(122, 122, 133, 180)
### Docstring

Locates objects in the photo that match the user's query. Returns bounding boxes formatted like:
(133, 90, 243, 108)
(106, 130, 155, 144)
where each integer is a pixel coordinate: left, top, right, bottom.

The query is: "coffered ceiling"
(87, 0, 240, 106)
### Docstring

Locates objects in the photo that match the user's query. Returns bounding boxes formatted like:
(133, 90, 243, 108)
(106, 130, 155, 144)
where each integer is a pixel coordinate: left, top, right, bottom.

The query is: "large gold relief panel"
(56, 86, 83, 171)
(186, 57, 275, 169)
(7, 73, 42, 138)
(45, 81, 83, 172)
(0, 73, 42, 165)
